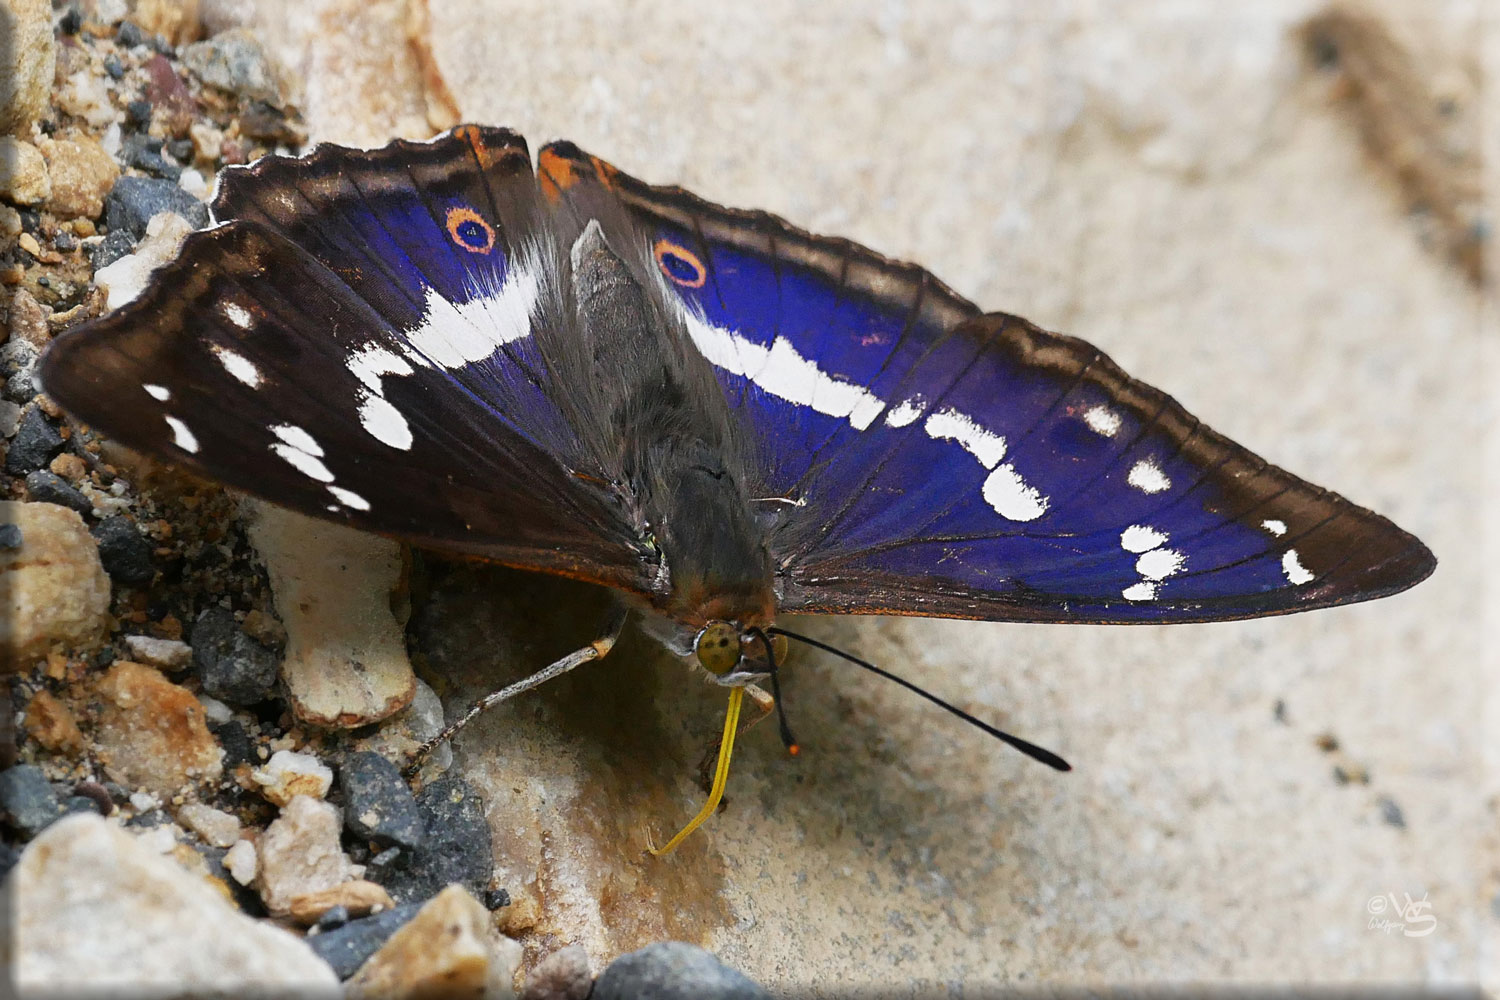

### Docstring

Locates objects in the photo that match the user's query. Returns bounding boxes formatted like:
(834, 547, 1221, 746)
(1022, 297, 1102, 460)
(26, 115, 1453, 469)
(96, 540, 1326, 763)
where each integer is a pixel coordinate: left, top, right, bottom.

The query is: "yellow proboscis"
(648, 686, 745, 856)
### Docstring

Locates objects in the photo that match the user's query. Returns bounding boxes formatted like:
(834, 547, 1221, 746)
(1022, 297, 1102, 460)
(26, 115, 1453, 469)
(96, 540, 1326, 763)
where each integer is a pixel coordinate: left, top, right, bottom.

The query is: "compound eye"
(694, 621, 740, 676)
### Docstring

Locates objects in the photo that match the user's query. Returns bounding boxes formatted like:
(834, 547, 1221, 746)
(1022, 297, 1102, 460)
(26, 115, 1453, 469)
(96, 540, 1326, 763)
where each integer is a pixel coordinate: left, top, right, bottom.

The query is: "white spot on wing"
(270, 423, 323, 457)
(1122, 581, 1158, 601)
(1127, 458, 1171, 494)
(269, 423, 333, 482)
(1120, 524, 1168, 553)
(164, 415, 198, 453)
(328, 485, 370, 511)
(885, 397, 926, 428)
(923, 408, 1008, 470)
(358, 395, 413, 450)
(1083, 405, 1122, 437)
(144, 384, 170, 401)
(1262, 519, 1287, 536)
(678, 309, 887, 430)
(1136, 547, 1186, 580)
(1282, 549, 1314, 585)
(213, 345, 263, 388)
(982, 463, 1049, 521)
(405, 256, 539, 368)
(348, 346, 415, 390)
(222, 303, 253, 330)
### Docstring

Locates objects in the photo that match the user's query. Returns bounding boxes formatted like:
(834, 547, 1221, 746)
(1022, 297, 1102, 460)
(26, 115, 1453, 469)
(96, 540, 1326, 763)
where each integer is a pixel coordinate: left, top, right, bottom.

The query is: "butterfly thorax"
(563, 218, 774, 630)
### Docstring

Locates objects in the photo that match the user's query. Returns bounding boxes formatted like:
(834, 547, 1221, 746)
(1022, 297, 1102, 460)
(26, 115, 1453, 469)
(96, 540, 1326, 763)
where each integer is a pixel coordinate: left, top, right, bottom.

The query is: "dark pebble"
(1378, 795, 1407, 829)
(103, 175, 210, 240)
(315, 904, 351, 931)
(125, 99, 152, 129)
(0, 765, 64, 839)
(239, 102, 302, 145)
(2, 339, 40, 404)
(24, 470, 92, 516)
(104, 55, 125, 80)
(5, 407, 65, 476)
(0, 842, 20, 880)
(209, 719, 256, 768)
(90, 228, 137, 269)
(117, 20, 145, 46)
(58, 7, 82, 34)
(124, 808, 169, 829)
(0, 524, 21, 550)
(482, 887, 510, 910)
(377, 776, 491, 904)
(90, 516, 155, 586)
(192, 607, 279, 705)
(338, 752, 425, 855)
(593, 943, 771, 1000)
(72, 780, 115, 816)
(123, 134, 181, 180)
(166, 138, 195, 163)
(61, 794, 103, 817)
(364, 845, 403, 881)
(306, 901, 423, 980)
(53, 231, 77, 253)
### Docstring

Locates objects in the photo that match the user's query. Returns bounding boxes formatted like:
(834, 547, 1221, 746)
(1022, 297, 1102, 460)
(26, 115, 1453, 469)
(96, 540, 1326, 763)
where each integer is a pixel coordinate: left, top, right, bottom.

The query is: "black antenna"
(750, 627, 799, 755)
(768, 626, 1071, 772)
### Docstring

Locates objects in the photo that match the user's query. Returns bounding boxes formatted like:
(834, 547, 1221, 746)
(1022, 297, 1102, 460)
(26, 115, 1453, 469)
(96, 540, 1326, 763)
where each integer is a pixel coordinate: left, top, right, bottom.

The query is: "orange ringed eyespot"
(445, 206, 495, 254)
(653, 239, 706, 288)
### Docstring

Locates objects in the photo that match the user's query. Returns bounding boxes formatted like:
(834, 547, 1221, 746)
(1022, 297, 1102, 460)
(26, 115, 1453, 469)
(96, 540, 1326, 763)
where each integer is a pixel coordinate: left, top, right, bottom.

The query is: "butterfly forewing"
(546, 142, 1435, 623)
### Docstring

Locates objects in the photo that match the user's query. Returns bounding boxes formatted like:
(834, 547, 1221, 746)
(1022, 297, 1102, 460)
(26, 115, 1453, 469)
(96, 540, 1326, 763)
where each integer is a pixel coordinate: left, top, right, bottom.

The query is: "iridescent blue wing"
(542, 142, 1435, 623)
(41, 128, 653, 593)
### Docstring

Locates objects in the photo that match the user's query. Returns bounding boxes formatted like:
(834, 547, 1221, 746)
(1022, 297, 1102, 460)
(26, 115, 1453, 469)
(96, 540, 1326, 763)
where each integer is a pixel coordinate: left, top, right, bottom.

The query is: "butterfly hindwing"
(544, 141, 1434, 623)
(41, 132, 654, 594)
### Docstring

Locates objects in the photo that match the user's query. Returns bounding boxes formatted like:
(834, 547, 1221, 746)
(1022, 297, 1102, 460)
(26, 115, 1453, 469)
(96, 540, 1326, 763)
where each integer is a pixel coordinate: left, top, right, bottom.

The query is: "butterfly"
(39, 125, 1435, 851)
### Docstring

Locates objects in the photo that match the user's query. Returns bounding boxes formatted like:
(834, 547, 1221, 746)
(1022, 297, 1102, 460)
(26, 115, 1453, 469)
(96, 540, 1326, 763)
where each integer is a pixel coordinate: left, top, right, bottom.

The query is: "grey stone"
(89, 515, 154, 586)
(305, 901, 422, 980)
(192, 606, 279, 705)
(4, 407, 63, 475)
(0, 765, 62, 839)
(180, 30, 283, 104)
(24, 470, 92, 516)
(377, 775, 490, 904)
(0, 523, 21, 549)
(337, 751, 425, 854)
(89, 227, 136, 268)
(593, 943, 770, 1000)
(103, 175, 209, 239)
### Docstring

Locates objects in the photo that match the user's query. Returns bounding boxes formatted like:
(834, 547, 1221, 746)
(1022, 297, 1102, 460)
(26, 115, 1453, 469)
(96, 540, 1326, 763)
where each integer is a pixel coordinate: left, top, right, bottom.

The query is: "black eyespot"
(653, 238, 706, 288)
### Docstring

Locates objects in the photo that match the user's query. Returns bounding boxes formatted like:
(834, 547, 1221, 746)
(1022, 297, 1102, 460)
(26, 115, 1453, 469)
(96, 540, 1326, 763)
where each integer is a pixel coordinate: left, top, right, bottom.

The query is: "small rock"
(483, 887, 511, 911)
(177, 802, 241, 847)
(48, 452, 87, 480)
(94, 660, 224, 796)
(0, 764, 63, 838)
(0, 137, 50, 205)
(24, 469, 92, 516)
(37, 135, 121, 220)
(255, 794, 357, 916)
(103, 175, 209, 240)
(315, 904, 352, 931)
(198, 693, 232, 723)
(180, 29, 285, 104)
(306, 901, 423, 981)
(56, 68, 115, 129)
(210, 718, 256, 768)
(1378, 795, 1407, 829)
(522, 944, 592, 1000)
(6, 814, 339, 995)
(116, 20, 146, 47)
(22, 690, 86, 754)
(338, 751, 425, 854)
(224, 837, 257, 884)
(8, 286, 48, 349)
(124, 634, 193, 671)
(0, 501, 111, 668)
(94, 210, 193, 309)
(5, 407, 65, 476)
(0, 399, 21, 438)
(379, 776, 492, 904)
(344, 885, 520, 1000)
(252, 749, 333, 806)
(2, 338, 41, 403)
(122, 133, 182, 180)
(0, 523, 21, 548)
(88, 227, 136, 269)
(192, 606, 279, 705)
(0, 0, 56, 135)
(103, 55, 125, 80)
(288, 879, 396, 926)
(593, 943, 770, 1000)
(125, 98, 153, 128)
(188, 121, 223, 162)
(90, 515, 155, 586)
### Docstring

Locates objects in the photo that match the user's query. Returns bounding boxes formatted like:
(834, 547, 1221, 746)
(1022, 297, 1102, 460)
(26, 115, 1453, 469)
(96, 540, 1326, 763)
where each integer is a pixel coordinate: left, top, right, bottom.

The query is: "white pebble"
(177, 803, 241, 849)
(252, 750, 333, 806)
(224, 839, 258, 886)
(123, 635, 192, 671)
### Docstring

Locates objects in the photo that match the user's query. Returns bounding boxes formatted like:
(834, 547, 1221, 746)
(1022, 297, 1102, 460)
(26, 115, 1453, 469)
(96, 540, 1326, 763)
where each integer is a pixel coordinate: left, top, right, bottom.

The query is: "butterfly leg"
(695, 683, 775, 793)
(403, 605, 629, 778)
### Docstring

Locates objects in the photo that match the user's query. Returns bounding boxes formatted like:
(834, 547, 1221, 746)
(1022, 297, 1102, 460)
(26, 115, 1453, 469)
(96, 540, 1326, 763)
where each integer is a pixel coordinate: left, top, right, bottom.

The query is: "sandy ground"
(212, 0, 1493, 990)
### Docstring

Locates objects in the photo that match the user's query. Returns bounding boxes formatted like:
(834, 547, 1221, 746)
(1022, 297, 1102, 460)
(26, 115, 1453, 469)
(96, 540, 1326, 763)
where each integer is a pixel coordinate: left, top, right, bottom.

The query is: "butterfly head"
(692, 620, 789, 685)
